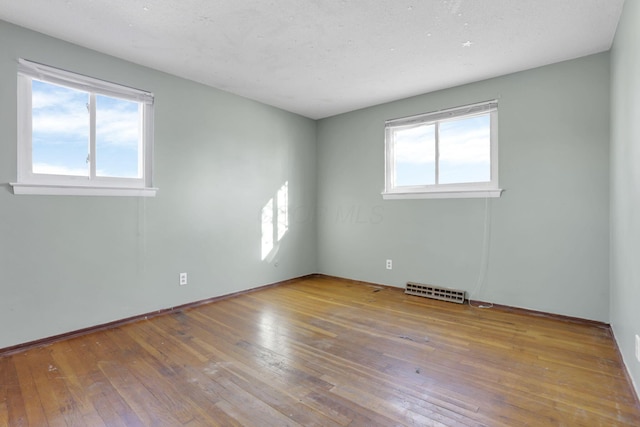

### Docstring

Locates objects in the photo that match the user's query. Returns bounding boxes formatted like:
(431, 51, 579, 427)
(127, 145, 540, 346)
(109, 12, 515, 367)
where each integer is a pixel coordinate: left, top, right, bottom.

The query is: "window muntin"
(384, 100, 500, 199)
(13, 59, 156, 196)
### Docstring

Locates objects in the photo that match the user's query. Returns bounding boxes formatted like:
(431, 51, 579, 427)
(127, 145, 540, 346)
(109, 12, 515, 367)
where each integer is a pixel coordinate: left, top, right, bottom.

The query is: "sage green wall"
(0, 18, 616, 351)
(610, 0, 640, 395)
(0, 21, 317, 349)
(317, 53, 610, 322)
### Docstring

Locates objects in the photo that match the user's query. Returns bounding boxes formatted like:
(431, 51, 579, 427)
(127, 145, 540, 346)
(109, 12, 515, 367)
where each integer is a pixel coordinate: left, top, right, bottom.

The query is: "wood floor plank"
(46, 344, 108, 427)
(0, 356, 27, 427)
(292, 340, 486, 426)
(1, 276, 639, 426)
(11, 352, 51, 427)
(61, 334, 146, 427)
(100, 328, 216, 426)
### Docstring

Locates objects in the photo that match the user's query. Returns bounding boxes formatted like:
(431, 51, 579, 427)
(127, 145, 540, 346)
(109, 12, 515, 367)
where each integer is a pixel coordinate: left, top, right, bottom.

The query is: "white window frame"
(11, 59, 157, 197)
(383, 100, 502, 200)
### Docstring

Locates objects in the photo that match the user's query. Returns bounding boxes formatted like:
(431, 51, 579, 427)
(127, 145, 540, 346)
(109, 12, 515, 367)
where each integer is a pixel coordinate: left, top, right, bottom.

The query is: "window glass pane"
(96, 95, 141, 178)
(439, 114, 490, 184)
(31, 80, 89, 176)
(394, 124, 435, 186)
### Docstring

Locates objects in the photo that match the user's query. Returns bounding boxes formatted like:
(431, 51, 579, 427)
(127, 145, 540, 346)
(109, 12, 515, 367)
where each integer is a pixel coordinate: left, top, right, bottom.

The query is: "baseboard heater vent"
(405, 282, 466, 304)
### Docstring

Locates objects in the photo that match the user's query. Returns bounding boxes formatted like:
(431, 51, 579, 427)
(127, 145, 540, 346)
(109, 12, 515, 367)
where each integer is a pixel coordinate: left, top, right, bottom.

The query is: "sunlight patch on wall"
(261, 181, 289, 261)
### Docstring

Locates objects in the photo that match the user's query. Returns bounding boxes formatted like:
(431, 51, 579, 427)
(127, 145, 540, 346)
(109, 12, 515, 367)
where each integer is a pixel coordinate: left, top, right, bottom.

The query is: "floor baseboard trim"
(314, 273, 610, 328)
(469, 299, 610, 328)
(0, 274, 314, 357)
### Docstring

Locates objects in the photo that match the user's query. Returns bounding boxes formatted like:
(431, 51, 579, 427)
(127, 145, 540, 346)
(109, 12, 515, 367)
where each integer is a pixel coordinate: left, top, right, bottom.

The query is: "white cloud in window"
(395, 118, 490, 165)
(32, 110, 88, 139)
(32, 162, 87, 176)
(439, 128, 490, 164)
(32, 82, 139, 149)
(32, 162, 111, 177)
(96, 107, 139, 148)
(32, 85, 80, 109)
(395, 124, 435, 164)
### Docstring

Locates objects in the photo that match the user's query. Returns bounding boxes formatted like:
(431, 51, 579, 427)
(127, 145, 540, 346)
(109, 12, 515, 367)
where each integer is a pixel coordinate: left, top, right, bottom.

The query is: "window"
(383, 100, 502, 199)
(11, 59, 157, 196)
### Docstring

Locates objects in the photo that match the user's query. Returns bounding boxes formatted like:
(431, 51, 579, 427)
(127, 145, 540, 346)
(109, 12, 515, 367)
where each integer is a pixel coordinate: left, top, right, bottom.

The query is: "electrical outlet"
(179, 272, 188, 286)
(386, 259, 392, 270)
(636, 335, 640, 363)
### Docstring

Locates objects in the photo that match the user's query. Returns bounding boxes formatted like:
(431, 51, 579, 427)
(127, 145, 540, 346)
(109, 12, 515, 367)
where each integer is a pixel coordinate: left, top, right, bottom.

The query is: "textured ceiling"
(0, 0, 625, 119)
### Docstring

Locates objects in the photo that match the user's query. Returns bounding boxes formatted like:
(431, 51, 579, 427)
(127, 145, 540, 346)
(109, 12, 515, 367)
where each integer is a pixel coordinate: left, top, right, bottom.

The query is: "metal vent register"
(405, 282, 466, 304)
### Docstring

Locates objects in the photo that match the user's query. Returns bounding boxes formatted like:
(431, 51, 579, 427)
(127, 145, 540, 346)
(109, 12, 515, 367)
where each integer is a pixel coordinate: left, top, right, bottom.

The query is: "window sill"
(10, 183, 158, 197)
(382, 188, 503, 200)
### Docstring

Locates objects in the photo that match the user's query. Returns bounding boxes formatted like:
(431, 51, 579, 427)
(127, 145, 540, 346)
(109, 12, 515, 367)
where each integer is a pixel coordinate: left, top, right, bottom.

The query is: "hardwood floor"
(1, 275, 639, 426)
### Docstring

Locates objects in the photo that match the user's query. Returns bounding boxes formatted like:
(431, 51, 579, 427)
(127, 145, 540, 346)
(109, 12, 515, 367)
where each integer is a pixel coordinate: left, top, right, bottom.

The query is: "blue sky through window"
(32, 80, 89, 176)
(96, 95, 141, 178)
(31, 79, 141, 178)
(393, 113, 490, 186)
(395, 123, 435, 186)
(439, 115, 490, 184)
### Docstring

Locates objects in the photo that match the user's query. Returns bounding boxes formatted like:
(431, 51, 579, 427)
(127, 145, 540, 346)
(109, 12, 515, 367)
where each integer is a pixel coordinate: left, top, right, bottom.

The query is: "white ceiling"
(0, 0, 625, 119)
